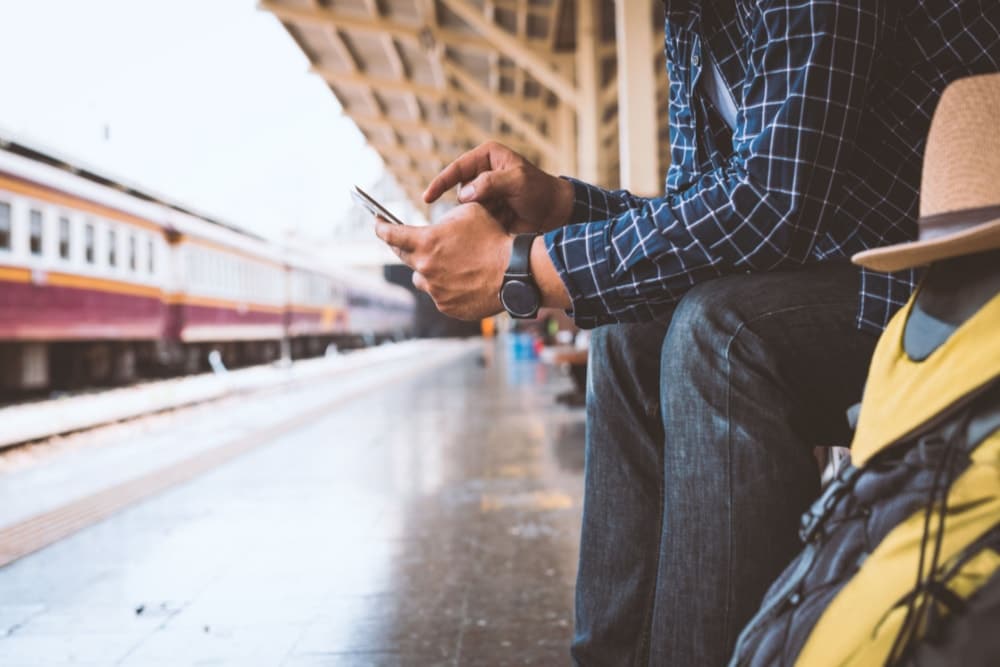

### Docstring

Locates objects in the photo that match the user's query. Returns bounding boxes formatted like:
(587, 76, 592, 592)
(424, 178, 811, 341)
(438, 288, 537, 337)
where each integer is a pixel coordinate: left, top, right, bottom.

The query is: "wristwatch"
(499, 233, 541, 319)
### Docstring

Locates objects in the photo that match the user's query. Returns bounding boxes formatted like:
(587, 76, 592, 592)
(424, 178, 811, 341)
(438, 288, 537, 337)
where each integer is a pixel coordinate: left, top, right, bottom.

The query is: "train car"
(162, 209, 288, 372)
(285, 256, 414, 355)
(0, 142, 171, 388)
(338, 268, 415, 344)
(284, 254, 350, 358)
(0, 138, 415, 393)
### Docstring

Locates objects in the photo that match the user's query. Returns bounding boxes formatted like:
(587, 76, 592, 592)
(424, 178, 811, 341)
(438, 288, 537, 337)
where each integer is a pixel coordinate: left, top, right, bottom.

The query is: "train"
(0, 138, 415, 392)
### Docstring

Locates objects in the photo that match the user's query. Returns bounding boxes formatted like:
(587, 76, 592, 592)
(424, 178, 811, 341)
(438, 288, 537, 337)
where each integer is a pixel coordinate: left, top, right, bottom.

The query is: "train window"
(0, 201, 10, 251)
(128, 234, 137, 272)
(188, 248, 202, 285)
(84, 223, 95, 263)
(29, 210, 43, 256)
(58, 217, 71, 260)
(108, 228, 117, 268)
(147, 237, 155, 274)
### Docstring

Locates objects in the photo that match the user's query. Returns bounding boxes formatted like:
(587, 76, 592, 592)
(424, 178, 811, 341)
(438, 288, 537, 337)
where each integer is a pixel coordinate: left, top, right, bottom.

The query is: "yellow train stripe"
(0, 173, 283, 270)
(0, 173, 164, 234)
(0, 264, 282, 313)
(45, 272, 164, 299)
(0, 266, 31, 283)
(165, 292, 285, 314)
(287, 304, 339, 315)
(0, 264, 163, 299)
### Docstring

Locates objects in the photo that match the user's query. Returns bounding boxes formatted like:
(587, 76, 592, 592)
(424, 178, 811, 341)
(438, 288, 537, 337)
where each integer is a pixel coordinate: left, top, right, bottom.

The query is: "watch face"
(501, 279, 539, 318)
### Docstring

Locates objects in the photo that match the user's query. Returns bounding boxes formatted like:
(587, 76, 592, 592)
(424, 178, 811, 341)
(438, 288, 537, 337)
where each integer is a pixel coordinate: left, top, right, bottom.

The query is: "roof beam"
(369, 139, 452, 167)
(364, 0, 423, 128)
(444, 58, 560, 162)
(601, 74, 618, 111)
(436, 0, 579, 108)
(310, 7, 393, 138)
(350, 112, 467, 144)
(454, 114, 539, 159)
(415, 0, 447, 89)
(262, 1, 422, 40)
(485, 0, 501, 135)
(360, 132, 426, 205)
(259, 1, 559, 60)
(311, 66, 448, 100)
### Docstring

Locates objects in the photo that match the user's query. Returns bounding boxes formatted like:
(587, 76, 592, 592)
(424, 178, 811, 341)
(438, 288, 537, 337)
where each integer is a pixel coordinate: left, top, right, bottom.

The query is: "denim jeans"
(572, 263, 878, 666)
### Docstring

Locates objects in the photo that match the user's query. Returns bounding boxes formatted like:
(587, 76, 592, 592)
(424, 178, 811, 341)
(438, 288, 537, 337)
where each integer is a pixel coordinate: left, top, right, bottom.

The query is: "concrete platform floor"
(0, 343, 586, 666)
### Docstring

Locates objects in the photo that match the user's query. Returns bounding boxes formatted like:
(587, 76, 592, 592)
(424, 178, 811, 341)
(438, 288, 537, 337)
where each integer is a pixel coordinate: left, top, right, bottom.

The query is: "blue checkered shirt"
(544, 0, 1000, 332)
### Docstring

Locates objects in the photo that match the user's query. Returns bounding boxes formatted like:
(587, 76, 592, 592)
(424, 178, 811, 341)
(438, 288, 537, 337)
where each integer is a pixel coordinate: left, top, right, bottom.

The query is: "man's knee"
(660, 269, 831, 380)
(661, 277, 748, 383)
(659, 273, 798, 419)
(663, 266, 859, 369)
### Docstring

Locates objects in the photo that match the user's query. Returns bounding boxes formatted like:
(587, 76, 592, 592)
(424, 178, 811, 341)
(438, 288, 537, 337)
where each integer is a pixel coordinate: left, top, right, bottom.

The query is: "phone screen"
(352, 186, 405, 225)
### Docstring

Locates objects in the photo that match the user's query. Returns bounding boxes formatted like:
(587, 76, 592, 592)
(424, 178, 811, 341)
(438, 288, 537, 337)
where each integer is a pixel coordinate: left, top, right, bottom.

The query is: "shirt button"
(692, 54, 701, 67)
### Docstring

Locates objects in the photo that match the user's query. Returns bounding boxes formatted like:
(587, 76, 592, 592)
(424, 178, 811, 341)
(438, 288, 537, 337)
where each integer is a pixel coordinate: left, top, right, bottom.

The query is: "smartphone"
(351, 185, 405, 225)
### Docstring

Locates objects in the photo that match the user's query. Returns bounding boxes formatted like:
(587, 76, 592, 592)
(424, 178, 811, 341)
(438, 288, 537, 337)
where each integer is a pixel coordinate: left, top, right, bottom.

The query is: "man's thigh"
(663, 261, 874, 445)
(588, 262, 872, 445)
(650, 262, 877, 663)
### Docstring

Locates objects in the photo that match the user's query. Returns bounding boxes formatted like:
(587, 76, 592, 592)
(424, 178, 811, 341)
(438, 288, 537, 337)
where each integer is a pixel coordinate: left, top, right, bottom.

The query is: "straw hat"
(853, 73, 1000, 272)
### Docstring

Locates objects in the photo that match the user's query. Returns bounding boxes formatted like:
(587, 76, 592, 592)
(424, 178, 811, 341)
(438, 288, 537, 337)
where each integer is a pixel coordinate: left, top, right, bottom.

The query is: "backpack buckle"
(799, 465, 861, 543)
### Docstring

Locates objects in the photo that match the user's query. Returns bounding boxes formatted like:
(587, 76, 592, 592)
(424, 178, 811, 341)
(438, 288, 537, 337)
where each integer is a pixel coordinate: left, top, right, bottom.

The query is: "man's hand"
(423, 141, 575, 234)
(375, 204, 510, 321)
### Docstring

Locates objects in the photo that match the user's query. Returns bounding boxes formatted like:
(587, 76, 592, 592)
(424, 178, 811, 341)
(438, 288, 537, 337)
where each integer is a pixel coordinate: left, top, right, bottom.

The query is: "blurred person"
(375, 1, 1000, 664)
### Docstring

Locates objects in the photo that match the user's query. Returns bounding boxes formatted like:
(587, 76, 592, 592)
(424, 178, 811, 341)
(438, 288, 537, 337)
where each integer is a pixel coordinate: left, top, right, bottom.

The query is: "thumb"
(458, 168, 522, 204)
(374, 219, 419, 251)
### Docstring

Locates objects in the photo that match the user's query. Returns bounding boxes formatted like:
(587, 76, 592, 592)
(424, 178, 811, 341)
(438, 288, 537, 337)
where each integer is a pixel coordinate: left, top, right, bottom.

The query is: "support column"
(575, 0, 601, 185)
(556, 99, 578, 176)
(615, 0, 660, 195)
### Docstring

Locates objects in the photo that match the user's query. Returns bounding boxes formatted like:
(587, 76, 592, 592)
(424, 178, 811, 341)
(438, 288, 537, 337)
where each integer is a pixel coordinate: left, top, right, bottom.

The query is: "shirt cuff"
(543, 221, 616, 329)
(561, 177, 627, 224)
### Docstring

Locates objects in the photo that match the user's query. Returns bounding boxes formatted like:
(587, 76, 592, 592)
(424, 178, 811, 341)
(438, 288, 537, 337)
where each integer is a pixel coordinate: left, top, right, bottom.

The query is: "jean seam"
(719, 299, 856, 647)
(722, 323, 736, 652)
(638, 455, 665, 667)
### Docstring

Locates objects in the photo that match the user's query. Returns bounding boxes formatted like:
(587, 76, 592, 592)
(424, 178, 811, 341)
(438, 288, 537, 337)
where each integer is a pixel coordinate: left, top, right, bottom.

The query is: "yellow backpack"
(729, 287, 1000, 666)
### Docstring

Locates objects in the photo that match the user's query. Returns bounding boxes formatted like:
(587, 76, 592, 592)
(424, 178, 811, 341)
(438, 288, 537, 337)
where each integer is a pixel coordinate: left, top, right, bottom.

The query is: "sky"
(0, 0, 385, 242)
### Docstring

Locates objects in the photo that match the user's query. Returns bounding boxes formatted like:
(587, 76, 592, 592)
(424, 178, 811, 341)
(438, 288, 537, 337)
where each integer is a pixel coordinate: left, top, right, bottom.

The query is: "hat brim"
(852, 217, 1000, 272)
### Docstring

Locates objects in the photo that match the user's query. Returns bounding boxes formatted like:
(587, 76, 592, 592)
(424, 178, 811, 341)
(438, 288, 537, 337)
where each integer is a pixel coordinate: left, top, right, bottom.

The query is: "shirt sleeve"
(562, 177, 651, 224)
(545, 0, 884, 328)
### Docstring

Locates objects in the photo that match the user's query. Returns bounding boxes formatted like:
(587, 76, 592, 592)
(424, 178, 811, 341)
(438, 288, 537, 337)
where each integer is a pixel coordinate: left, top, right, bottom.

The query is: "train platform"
(0, 339, 586, 666)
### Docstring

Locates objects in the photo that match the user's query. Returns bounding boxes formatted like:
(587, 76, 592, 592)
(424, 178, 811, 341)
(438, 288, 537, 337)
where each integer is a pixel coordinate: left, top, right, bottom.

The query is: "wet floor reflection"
(0, 343, 586, 666)
(311, 347, 586, 665)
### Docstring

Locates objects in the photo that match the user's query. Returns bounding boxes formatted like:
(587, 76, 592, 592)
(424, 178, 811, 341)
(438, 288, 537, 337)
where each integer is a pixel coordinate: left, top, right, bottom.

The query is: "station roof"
(260, 0, 670, 210)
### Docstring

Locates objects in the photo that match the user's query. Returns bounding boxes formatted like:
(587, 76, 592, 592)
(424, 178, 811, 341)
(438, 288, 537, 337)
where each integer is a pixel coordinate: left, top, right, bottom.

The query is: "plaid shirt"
(544, 0, 1000, 332)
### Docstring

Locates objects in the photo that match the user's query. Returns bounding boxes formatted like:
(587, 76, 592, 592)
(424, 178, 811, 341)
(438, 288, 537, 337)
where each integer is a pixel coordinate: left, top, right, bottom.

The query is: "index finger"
(423, 142, 501, 204)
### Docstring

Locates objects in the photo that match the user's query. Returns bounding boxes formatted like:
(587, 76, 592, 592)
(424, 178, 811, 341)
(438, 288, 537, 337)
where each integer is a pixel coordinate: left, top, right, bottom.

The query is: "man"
(376, 1, 1000, 664)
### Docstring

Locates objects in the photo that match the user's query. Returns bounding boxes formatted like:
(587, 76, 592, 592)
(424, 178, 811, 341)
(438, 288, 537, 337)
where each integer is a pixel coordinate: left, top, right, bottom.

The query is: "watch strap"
(506, 233, 536, 278)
